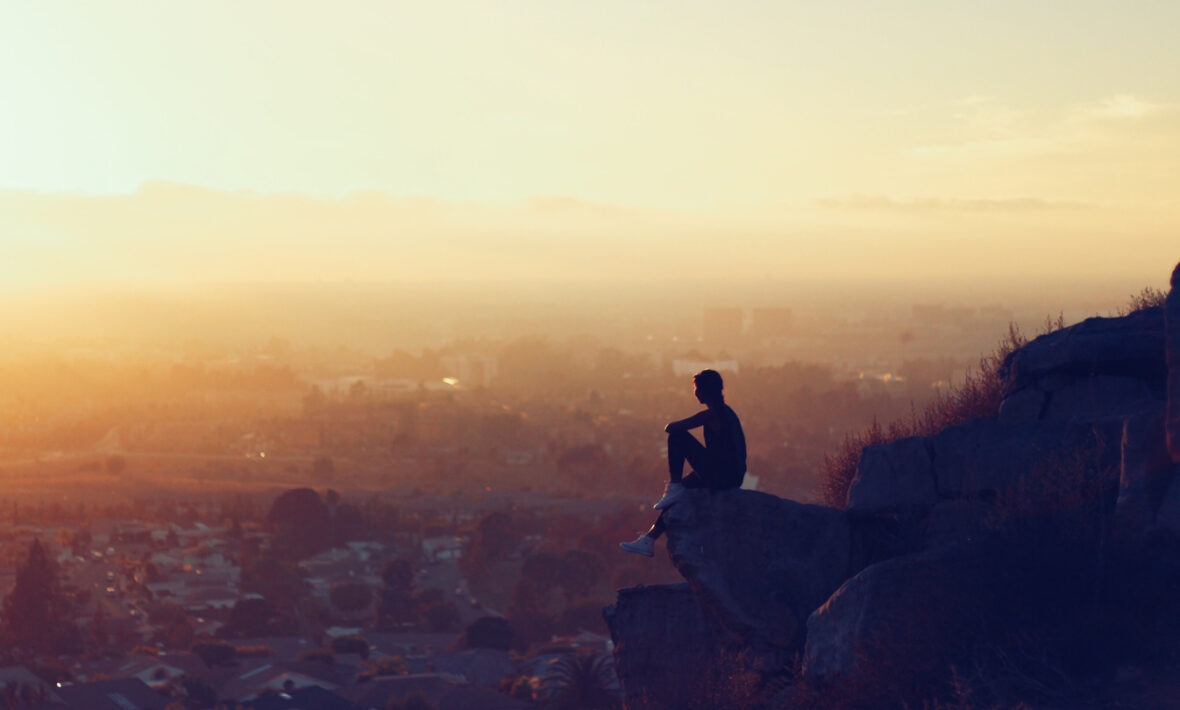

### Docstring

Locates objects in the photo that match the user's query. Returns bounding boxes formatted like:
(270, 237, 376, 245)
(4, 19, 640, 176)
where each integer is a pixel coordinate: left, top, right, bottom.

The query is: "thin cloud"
(818, 195, 1091, 213)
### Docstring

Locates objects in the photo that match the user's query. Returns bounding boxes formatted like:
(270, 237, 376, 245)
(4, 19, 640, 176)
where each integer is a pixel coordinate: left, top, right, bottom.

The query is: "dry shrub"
(1118, 286, 1168, 315)
(987, 442, 1116, 535)
(819, 321, 1043, 509)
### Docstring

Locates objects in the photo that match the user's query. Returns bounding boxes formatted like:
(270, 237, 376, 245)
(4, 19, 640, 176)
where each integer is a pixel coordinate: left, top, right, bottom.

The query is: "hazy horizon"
(3, 1, 1178, 291)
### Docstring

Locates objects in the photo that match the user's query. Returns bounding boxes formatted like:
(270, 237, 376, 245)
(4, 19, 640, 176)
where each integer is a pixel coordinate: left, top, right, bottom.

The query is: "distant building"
(702, 307, 743, 343)
(672, 359, 739, 377)
(439, 354, 499, 389)
(749, 307, 793, 338)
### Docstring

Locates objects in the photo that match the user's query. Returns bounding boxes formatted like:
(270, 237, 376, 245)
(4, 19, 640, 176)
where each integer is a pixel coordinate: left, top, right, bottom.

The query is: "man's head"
(693, 369, 724, 404)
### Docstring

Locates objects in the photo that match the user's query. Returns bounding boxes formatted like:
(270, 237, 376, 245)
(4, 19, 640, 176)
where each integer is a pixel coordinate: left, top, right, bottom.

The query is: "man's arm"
(664, 409, 716, 433)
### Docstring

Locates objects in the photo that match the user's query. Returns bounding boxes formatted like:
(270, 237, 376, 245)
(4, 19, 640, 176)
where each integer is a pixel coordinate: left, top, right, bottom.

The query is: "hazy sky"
(1, 1, 1177, 285)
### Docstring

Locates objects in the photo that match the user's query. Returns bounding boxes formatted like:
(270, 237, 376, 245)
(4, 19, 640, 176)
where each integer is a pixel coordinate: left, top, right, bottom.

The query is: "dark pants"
(649, 431, 739, 539)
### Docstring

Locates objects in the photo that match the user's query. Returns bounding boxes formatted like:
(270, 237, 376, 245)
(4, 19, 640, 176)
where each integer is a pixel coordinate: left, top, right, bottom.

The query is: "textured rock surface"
(1153, 464, 1180, 537)
(1001, 308, 1167, 396)
(662, 489, 851, 672)
(1116, 407, 1171, 531)
(1168, 262, 1180, 461)
(803, 542, 1012, 698)
(932, 417, 1096, 498)
(604, 584, 718, 710)
(925, 499, 992, 548)
(1041, 375, 1159, 421)
(847, 436, 937, 512)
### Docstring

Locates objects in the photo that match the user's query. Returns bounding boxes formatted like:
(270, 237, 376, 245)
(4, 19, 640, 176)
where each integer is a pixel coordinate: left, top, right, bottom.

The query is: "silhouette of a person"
(621, 369, 746, 556)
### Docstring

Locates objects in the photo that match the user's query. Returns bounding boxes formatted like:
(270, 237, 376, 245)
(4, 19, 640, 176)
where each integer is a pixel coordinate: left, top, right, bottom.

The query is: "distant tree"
(559, 550, 605, 598)
(146, 602, 188, 628)
(166, 673, 217, 710)
(333, 502, 367, 545)
(26, 660, 71, 686)
(381, 559, 414, 592)
(234, 645, 275, 659)
(329, 582, 373, 613)
(414, 588, 445, 606)
(191, 639, 236, 667)
(0, 539, 79, 654)
(558, 601, 610, 636)
(222, 596, 281, 638)
(330, 634, 370, 659)
(359, 656, 407, 680)
(311, 455, 336, 482)
(422, 601, 461, 633)
(267, 488, 330, 560)
(374, 558, 418, 631)
(460, 616, 515, 651)
(542, 651, 620, 710)
(164, 617, 195, 650)
(90, 603, 109, 650)
(0, 681, 48, 710)
(386, 691, 439, 710)
(460, 512, 521, 583)
(296, 648, 336, 666)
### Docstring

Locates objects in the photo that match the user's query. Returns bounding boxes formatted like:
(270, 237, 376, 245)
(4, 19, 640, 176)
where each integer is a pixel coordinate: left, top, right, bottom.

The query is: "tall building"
(750, 307, 793, 337)
(703, 307, 743, 343)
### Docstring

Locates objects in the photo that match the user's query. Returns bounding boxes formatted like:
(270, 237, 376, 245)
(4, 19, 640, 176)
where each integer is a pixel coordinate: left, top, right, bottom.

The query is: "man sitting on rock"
(621, 369, 746, 556)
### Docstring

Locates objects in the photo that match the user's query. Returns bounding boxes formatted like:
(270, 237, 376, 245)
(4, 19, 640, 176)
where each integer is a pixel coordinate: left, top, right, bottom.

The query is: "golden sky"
(1, 1, 1177, 285)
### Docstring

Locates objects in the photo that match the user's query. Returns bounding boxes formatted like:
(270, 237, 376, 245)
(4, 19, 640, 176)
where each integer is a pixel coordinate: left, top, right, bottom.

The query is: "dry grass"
(819, 321, 1041, 509)
(1117, 286, 1168, 315)
(819, 279, 1171, 511)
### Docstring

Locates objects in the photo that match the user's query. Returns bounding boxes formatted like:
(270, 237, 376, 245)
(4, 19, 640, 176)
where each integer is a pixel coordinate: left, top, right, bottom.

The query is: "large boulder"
(931, 417, 1098, 498)
(847, 436, 937, 512)
(803, 539, 1077, 705)
(1167, 262, 1180, 462)
(1000, 308, 1167, 400)
(804, 543, 1003, 694)
(604, 584, 719, 710)
(661, 489, 852, 672)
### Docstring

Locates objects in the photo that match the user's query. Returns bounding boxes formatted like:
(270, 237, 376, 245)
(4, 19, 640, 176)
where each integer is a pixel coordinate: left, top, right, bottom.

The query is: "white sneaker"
(620, 534, 655, 557)
(652, 481, 685, 510)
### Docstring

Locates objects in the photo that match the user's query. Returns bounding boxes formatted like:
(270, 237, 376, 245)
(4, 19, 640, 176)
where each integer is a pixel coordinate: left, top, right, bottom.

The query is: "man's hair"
(693, 369, 724, 397)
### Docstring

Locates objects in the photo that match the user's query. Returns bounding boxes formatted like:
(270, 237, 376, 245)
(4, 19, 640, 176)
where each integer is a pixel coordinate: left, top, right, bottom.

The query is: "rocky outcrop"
(609, 265, 1180, 709)
(1116, 407, 1172, 531)
(847, 436, 936, 511)
(660, 489, 852, 672)
(803, 542, 1008, 697)
(604, 584, 719, 710)
(999, 307, 1167, 422)
(1168, 262, 1180, 461)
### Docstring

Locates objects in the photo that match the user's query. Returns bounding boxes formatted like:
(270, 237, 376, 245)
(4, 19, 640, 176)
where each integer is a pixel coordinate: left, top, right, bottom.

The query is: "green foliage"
(329, 581, 373, 612)
(0, 539, 80, 655)
(267, 488, 330, 560)
(191, 639, 237, 667)
(422, 601, 461, 632)
(167, 673, 217, 710)
(296, 648, 336, 666)
(330, 634, 370, 659)
(386, 691, 439, 710)
(234, 645, 274, 658)
(541, 651, 620, 710)
(460, 616, 515, 650)
(360, 655, 407, 680)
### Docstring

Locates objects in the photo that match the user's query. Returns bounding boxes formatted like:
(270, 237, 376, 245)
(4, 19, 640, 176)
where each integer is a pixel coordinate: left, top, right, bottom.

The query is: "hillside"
(606, 262, 1180, 710)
